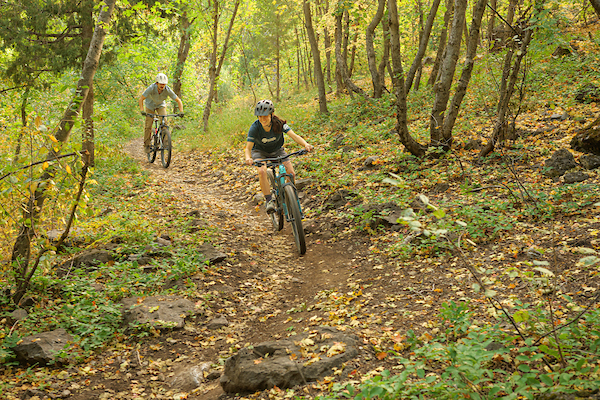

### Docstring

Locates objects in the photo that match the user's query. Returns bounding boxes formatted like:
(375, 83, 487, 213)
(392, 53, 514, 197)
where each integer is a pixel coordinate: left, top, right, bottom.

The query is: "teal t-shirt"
(142, 83, 178, 110)
(246, 120, 291, 154)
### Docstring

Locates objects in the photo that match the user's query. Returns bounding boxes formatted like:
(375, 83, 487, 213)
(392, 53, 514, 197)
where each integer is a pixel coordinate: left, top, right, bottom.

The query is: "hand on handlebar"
(141, 111, 147, 116)
(178, 113, 184, 118)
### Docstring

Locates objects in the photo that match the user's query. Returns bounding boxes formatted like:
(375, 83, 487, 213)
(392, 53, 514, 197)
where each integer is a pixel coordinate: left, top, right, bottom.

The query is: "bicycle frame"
(144, 113, 182, 168)
(253, 149, 308, 254)
(274, 163, 301, 221)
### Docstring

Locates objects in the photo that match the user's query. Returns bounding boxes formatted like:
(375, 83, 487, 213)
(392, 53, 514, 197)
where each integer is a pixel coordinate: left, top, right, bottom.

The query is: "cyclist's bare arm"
(244, 142, 254, 166)
(287, 129, 313, 152)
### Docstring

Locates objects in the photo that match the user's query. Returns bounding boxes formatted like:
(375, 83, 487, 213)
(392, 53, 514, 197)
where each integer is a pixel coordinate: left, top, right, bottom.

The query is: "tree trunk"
(300, 17, 313, 87)
(276, 14, 281, 101)
(335, 11, 368, 98)
(479, 1, 543, 158)
(348, 32, 358, 77)
(428, 0, 453, 86)
(202, 0, 240, 132)
(388, 0, 427, 157)
(441, 0, 488, 144)
(487, 0, 497, 45)
(378, 18, 390, 93)
(262, 64, 275, 99)
(11, 0, 116, 303)
(81, 0, 95, 167)
(366, 0, 387, 98)
(319, 0, 332, 86)
(405, 0, 442, 95)
(14, 87, 30, 161)
(303, 0, 328, 113)
(591, 0, 600, 19)
(173, 11, 191, 101)
(429, 0, 467, 149)
(497, 0, 520, 107)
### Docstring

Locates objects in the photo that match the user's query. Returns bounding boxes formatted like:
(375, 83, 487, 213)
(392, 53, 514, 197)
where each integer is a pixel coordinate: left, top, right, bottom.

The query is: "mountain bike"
(254, 149, 308, 255)
(142, 112, 183, 168)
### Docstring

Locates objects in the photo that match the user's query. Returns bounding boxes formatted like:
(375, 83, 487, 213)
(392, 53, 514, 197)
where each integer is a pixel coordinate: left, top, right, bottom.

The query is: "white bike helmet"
(254, 99, 274, 116)
(156, 73, 168, 84)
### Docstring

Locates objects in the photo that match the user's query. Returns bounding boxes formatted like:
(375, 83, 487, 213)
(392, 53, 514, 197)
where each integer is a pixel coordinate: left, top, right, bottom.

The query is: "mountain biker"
(139, 73, 184, 153)
(244, 99, 313, 214)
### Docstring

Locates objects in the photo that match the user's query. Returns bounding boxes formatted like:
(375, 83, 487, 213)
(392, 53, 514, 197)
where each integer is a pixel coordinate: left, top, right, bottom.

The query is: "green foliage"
(320, 300, 600, 400)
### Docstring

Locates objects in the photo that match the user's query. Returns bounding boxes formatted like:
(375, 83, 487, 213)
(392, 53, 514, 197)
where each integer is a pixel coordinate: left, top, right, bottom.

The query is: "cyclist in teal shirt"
(139, 73, 184, 153)
(245, 99, 313, 214)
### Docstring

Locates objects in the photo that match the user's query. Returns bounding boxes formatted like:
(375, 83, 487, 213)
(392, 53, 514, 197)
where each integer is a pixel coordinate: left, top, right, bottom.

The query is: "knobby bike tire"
(284, 184, 306, 255)
(160, 127, 172, 168)
(266, 169, 284, 231)
(147, 129, 158, 163)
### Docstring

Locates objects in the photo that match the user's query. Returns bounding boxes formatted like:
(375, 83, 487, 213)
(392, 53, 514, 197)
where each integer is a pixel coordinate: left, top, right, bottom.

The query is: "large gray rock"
(544, 149, 577, 177)
(580, 154, 600, 170)
(563, 171, 589, 184)
(169, 362, 212, 391)
(121, 295, 196, 329)
(198, 243, 227, 265)
(56, 249, 114, 276)
(13, 328, 74, 364)
(220, 326, 359, 393)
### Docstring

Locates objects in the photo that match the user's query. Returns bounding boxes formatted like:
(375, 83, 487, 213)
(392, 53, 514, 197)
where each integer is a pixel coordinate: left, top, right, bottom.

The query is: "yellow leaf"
(42, 162, 49, 170)
(35, 116, 42, 128)
(49, 135, 58, 143)
(66, 165, 72, 174)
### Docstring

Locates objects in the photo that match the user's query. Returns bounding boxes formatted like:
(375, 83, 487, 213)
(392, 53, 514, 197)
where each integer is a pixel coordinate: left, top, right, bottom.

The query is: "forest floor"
(6, 130, 600, 400)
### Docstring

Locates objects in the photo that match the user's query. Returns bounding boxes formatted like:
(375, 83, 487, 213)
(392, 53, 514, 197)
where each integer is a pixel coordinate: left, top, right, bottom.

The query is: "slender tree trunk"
(319, 0, 332, 86)
(11, 0, 116, 303)
(202, 0, 240, 132)
(378, 18, 390, 93)
(405, 0, 441, 95)
(591, 0, 600, 19)
(366, 0, 386, 98)
(300, 17, 313, 87)
(239, 34, 257, 101)
(81, 0, 95, 167)
(295, 25, 303, 90)
(428, 0, 453, 86)
(262, 64, 275, 99)
(480, 0, 544, 158)
(173, 11, 191, 100)
(497, 0, 520, 108)
(303, 0, 328, 113)
(335, 11, 368, 98)
(429, 0, 467, 149)
(276, 14, 281, 101)
(441, 0, 488, 143)
(487, 0, 497, 45)
(14, 87, 30, 161)
(348, 32, 358, 77)
(388, 0, 426, 157)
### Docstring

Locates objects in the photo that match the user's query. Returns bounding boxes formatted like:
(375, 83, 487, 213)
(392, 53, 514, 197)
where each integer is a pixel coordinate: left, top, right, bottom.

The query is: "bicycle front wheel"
(267, 169, 284, 231)
(284, 185, 306, 255)
(160, 127, 172, 168)
(147, 131, 158, 163)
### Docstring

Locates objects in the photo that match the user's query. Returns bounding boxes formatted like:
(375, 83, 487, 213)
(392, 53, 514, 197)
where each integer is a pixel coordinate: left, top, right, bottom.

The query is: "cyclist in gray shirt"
(139, 73, 184, 153)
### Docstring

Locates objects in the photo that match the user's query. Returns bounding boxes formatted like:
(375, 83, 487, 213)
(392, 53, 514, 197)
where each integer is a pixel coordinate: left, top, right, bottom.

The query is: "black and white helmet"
(254, 99, 274, 116)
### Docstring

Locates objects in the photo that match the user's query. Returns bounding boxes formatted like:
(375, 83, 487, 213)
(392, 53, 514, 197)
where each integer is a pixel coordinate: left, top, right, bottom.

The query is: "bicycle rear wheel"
(147, 130, 158, 163)
(267, 169, 284, 231)
(160, 127, 172, 168)
(284, 184, 306, 255)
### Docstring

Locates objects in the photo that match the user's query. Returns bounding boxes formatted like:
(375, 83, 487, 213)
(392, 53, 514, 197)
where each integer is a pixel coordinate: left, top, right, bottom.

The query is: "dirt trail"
(97, 139, 378, 399)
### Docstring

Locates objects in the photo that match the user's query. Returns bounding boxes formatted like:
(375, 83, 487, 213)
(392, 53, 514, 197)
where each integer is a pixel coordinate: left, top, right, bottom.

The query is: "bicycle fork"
(276, 165, 303, 222)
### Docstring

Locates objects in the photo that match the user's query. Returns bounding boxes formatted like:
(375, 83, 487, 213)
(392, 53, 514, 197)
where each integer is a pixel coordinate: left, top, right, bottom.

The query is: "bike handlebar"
(253, 149, 308, 167)
(142, 112, 184, 118)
